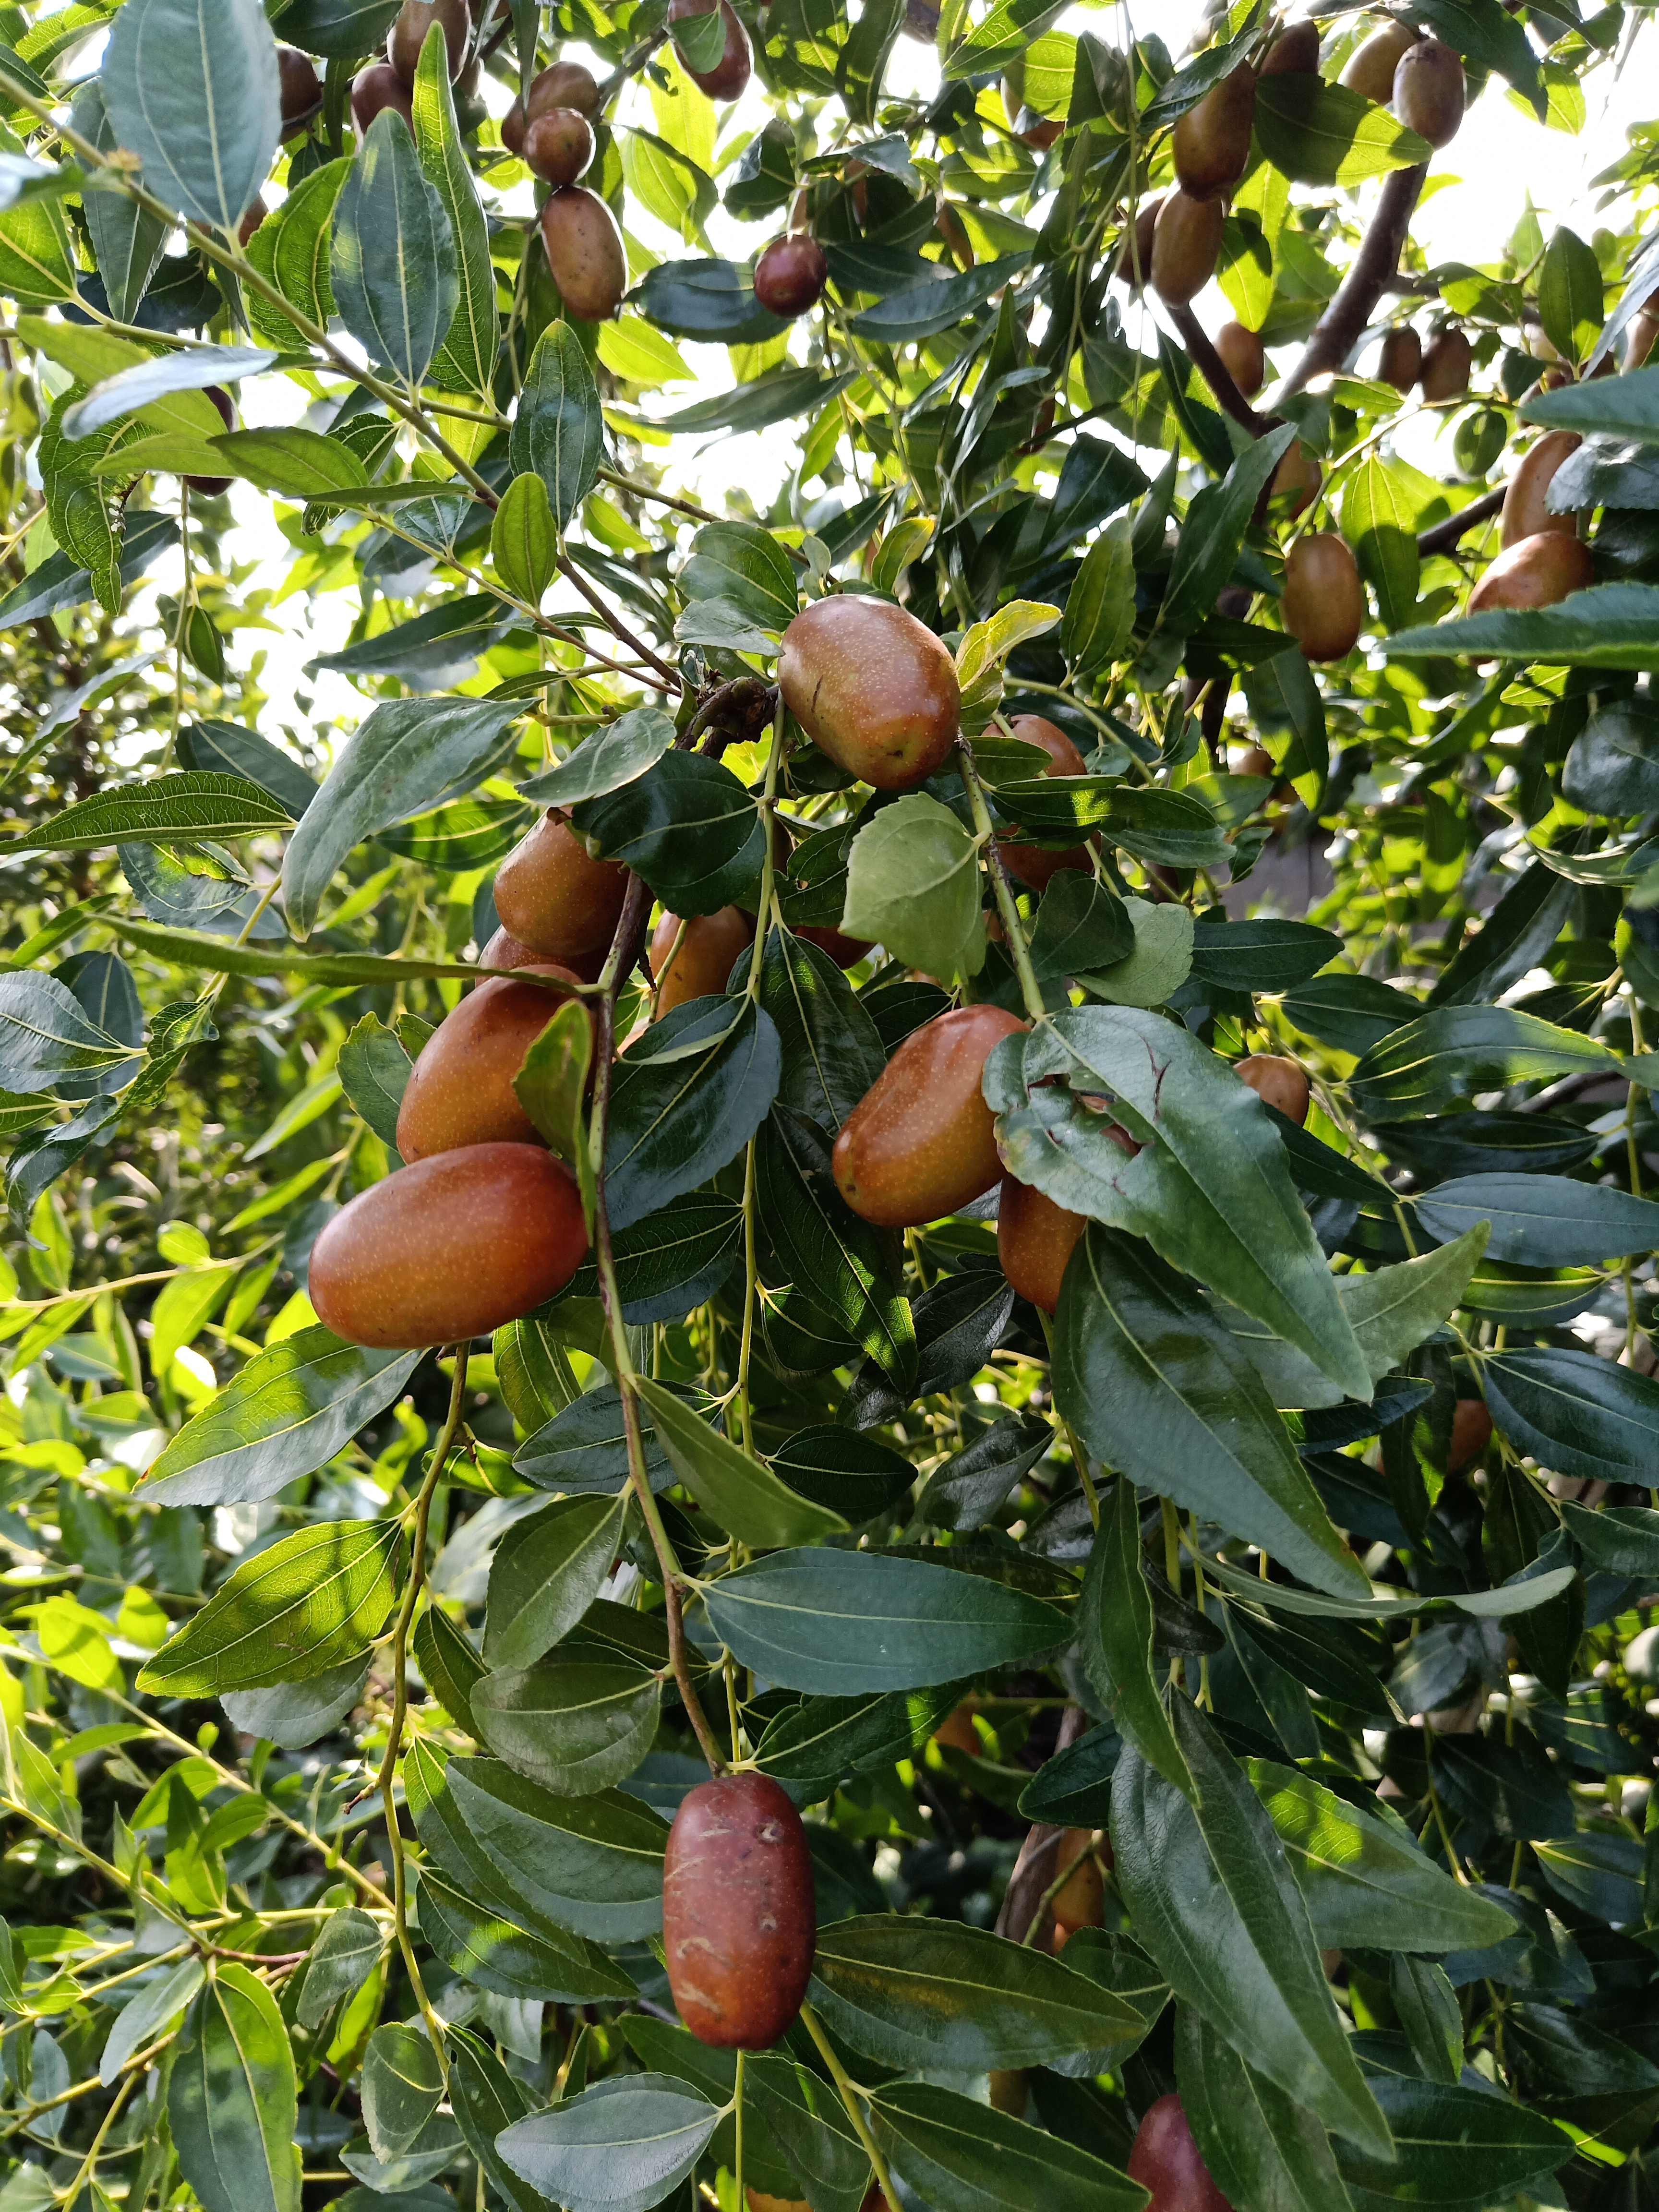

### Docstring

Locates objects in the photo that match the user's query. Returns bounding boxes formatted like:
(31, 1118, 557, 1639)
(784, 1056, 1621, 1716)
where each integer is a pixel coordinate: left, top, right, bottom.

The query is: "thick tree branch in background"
(1417, 485, 1505, 556)
(1281, 162, 1429, 401)
(1168, 303, 1268, 436)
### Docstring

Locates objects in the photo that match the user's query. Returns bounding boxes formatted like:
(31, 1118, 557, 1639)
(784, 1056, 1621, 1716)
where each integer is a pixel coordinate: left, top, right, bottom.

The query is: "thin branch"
(1166, 302, 1269, 436)
(1417, 485, 1504, 556)
(1281, 162, 1429, 402)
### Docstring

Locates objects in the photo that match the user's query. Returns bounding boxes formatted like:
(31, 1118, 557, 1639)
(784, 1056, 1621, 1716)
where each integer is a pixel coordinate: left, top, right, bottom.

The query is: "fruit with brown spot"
(1467, 530, 1592, 612)
(396, 967, 586, 1160)
(1339, 19, 1416, 103)
(278, 47, 323, 132)
(833, 1006, 1027, 1227)
(1215, 320, 1266, 397)
(540, 185, 628, 321)
(671, 0, 752, 99)
(1261, 19, 1320, 72)
(1172, 64, 1256, 199)
(998, 1176, 1088, 1316)
(779, 598, 960, 790)
(1151, 189, 1224, 307)
(523, 107, 594, 187)
(754, 234, 829, 319)
(1128, 2094, 1236, 2212)
(1450, 1398, 1493, 1471)
(309, 1145, 589, 1348)
(1270, 438, 1322, 517)
(1393, 37, 1464, 146)
(493, 811, 631, 962)
(663, 1773, 816, 2048)
(649, 906, 755, 1017)
(389, 0, 469, 85)
(351, 60, 414, 133)
(1377, 326, 1422, 391)
(1501, 430, 1582, 547)
(1419, 328, 1472, 403)
(1281, 533, 1366, 661)
(995, 712, 1093, 891)
(1236, 1052, 1311, 1124)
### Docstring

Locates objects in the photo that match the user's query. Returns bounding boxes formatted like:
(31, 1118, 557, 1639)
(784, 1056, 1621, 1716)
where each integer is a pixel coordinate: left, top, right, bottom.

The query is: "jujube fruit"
(1282, 533, 1365, 661)
(1129, 2094, 1236, 2212)
(309, 1145, 588, 1349)
(746, 2196, 808, 2212)
(671, 0, 752, 99)
(1261, 20, 1320, 72)
(650, 905, 754, 1017)
(1501, 430, 1581, 547)
(996, 712, 1092, 890)
(1232, 743, 1275, 778)
(998, 1175, 1087, 1316)
(1214, 320, 1265, 397)
(754, 234, 829, 319)
(988, 2069, 1030, 2116)
(1419, 327, 1472, 403)
(277, 47, 323, 131)
(1050, 1828, 1106, 1948)
(481, 924, 605, 984)
(833, 1006, 1027, 1227)
(1393, 37, 1464, 147)
(185, 386, 236, 497)
(523, 107, 594, 187)
(505, 59, 602, 151)
(932, 1703, 981, 1755)
(796, 924, 872, 969)
(1627, 300, 1659, 369)
(1117, 197, 1160, 287)
(662, 1772, 815, 2049)
(779, 598, 960, 790)
(1377, 325, 1422, 391)
(389, 0, 469, 85)
(1236, 1052, 1310, 1124)
(1339, 19, 1415, 102)
(239, 196, 269, 248)
(1270, 438, 1322, 517)
(1449, 1397, 1493, 1472)
(396, 967, 586, 1160)
(1151, 190, 1224, 308)
(1467, 530, 1592, 612)
(351, 61, 414, 133)
(1172, 64, 1256, 199)
(493, 811, 631, 961)
(540, 185, 628, 321)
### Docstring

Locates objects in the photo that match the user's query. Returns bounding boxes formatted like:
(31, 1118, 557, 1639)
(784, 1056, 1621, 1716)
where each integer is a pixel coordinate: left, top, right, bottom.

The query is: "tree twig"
(1281, 163, 1429, 401)
(1417, 485, 1504, 556)
(1166, 303, 1269, 436)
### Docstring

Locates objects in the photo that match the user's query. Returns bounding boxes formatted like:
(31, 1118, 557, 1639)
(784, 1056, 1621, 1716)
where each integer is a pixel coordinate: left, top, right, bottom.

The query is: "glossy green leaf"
(362, 2021, 443, 2161)
(872, 2080, 1145, 2212)
(245, 155, 350, 348)
(757, 1681, 965, 1790)
(220, 1657, 370, 1750)
(633, 1375, 849, 1547)
(1482, 1347, 1659, 1483)
(491, 473, 558, 606)
(1080, 1476, 1192, 1795)
(0, 973, 134, 1094)
(1385, 581, 1659, 669)
(512, 322, 604, 531)
(1162, 426, 1295, 637)
(1176, 2005, 1353, 2212)
(1347, 1005, 1632, 1117)
(167, 1968, 301, 2212)
(27, 773, 292, 852)
(572, 751, 763, 917)
(603, 997, 780, 1234)
(102, 0, 280, 232)
(485, 1493, 628, 1671)
(1062, 512, 1136, 674)
(410, 22, 497, 397)
(841, 793, 988, 985)
(759, 927, 887, 1131)
(1334, 2075, 1568, 2210)
(337, 1012, 411, 1149)
(330, 108, 458, 388)
(472, 1648, 661, 1795)
(1253, 77, 1431, 185)
(1414, 1174, 1659, 1267)
(497, 2074, 720, 2212)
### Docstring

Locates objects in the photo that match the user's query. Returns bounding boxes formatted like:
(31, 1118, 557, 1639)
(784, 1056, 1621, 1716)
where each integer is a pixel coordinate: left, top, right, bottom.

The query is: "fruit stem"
(798, 2000, 901, 2206)
(956, 737, 1049, 1025)
(734, 2047, 746, 2205)
(376, 1345, 470, 2079)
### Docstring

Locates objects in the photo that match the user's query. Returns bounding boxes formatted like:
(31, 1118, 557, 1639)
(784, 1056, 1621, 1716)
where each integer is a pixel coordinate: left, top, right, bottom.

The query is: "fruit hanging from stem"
(662, 1773, 816, 2049)
(779, 598, 961, 790)
(833, 1006, 1027, 1227)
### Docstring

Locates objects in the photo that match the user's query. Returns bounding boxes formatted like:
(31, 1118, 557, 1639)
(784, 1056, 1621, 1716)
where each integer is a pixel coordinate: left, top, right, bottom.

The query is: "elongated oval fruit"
(1214, 320, 1265, 397)
(998, 1175, 1087, 1316)
(541, 185, 627, 321)
(1419, 327, 1472, 403)
(1236, 1052, 1310, 1124)
(1116, 197, 1160, 286)
(310, 1145, 588, 1349)
(833, 1006, 1027, 1227)
(1050, 1829, 1105, 1948)
(1261, 19, 1319, 72)
(663, 1772, 815, 2048)
(650, 905, 754, 1017)
(996, 713, 1091, 891)
(524, 107, 594, 186)
(1282, 533, 1365, 661)
(796, 924, 872, 969)
(1377, 325, 1422, 391)
(1393, 37, 1464, 146)
(389, 0, 469, 85)
(1501, 430, 1582, 547)
(754, 234, 829, 319)
(494, 811, 630, 961)
(671, 0, 752, 98)
(1450, 1397, 1492, 1472)
(278, 47, 323, 131)
(397, 968, 585, 1160)
(779, 598, 960, 790)
(1271, 437, 1322, 518)
(352, 60, 414, 132)
(1129, 2095, 1236, 2212)
(505, 57, 602, 149)
(988, 2069, 1030, 2116)
(1172, 64, 1256, 199)
(1151, 189, 1224, 308)
(1467, 530, 1592, 612)
(933, 1702, 981, 1755)
(1339, 19, 1415, 103)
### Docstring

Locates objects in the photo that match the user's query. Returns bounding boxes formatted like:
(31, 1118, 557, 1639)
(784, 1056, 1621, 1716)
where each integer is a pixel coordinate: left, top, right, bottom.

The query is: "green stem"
(956, 737, 1047, 1023)
(799, 2000, 900, 2207)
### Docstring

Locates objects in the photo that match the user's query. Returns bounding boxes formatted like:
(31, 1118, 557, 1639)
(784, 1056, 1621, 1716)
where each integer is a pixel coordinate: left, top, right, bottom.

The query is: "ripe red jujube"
(779, 598, 961, 790)
(649, 906, 755, 1017)
(493, 811, 631, 961)
(754, 234, 829, 319)
(998, 1175, 1088, 1316)
(396, 967, 586, 1159)
(1236, 1052, 1310, 1124)
(663, 1773, 815, 2049)
(833, 1006, 1027, 1227)
(995, 712, 1093, 891)
(1129, 2095, 1235, 2212)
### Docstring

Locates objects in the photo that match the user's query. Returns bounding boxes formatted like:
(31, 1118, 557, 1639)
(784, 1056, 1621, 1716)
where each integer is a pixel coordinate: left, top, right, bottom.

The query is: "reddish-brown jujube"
(795, 924, 873, 969)
(1377, 326, 1422, 392)
(1236, 1052, 1311, 1124)
(1117, 197, 1160, 286)
(1450, 1397, 1493, 1471)
(779, 598, 960, 790)
(1050, 1828, 1106, 1948)
(523, 107, 595, 187)
(1419, 328, 1472, 403)
(1338, 19, 1415, 103)
(396, 967, 586, 1160)
(649, 906, 755, 1018)
(389, 0, 469, 85)
(662, 1773, 816, 2049)
(1214, 320, 1266, 397)
(1467, 530, 1592, 612)
(754, 234, 829, 319)
(833, 1006, 1027, 1227)
(996, 712, 1093, 890)
(1261, 20, 1320, 72)
(670, 0, 752, 99)
(351, 60, 415, 133)
(309, 1145, 589, 1349)
(185, 386, 236, 498)
(493, 811, 631, 961)
(1393, 37, 1465, 147)
(1172, 64, 1256, 199)
(1129, 2095, 1236, 2212)
(1151, 190, 1224, 307)
(998, 1176, 1088, 1317)
(1501, 430, 1582, 547)
(278, 47, 323, 130)
(1282, 533, 1366, 661)
(540, 186, 628, 321)
(1271, 438, 1322, 518)
(932, 1703, 981, 1755)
